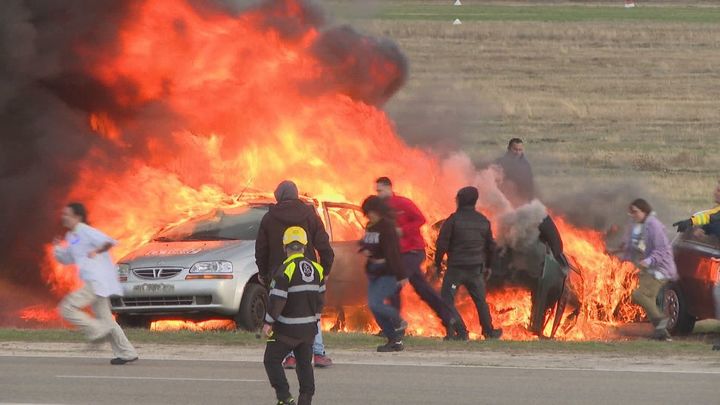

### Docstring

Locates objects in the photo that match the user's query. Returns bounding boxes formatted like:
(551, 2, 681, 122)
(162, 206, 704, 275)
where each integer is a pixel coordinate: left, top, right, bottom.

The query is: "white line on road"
(56, 375, 263, 382)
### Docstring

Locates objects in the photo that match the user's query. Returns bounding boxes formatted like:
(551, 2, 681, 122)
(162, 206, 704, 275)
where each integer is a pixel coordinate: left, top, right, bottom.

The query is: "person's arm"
(311, 214, 335, 276)
(84, 226, 117, 258)
(382, 222, 406, 281)
(398, 198, 426, 237)
(264, 268, 290, 334)
(316, 263, 326, 321)
(53, 238, 74, 265)
(254, 216, 270, 283)
(484, 220, 497, 270)
(674, 205, 720, 232)
(434, 217, 454, 269)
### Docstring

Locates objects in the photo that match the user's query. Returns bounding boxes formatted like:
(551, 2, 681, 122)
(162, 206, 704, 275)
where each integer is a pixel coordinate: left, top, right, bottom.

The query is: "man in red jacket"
(376, 177, 461, 339)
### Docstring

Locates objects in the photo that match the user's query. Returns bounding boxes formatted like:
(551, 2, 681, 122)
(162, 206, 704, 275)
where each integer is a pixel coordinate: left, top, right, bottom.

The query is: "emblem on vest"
(299, 260, 315, 282)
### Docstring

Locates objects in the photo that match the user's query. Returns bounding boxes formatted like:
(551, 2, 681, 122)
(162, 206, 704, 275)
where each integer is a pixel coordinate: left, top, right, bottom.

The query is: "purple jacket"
(622, 213, 678, 281)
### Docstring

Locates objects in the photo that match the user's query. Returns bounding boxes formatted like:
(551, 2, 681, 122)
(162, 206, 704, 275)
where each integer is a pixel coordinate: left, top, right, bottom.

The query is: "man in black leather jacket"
(433, 186, 503, 340)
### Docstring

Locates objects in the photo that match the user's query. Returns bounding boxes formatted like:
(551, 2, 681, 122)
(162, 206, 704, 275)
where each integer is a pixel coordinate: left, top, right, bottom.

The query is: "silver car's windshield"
(153, 206, 268, 242)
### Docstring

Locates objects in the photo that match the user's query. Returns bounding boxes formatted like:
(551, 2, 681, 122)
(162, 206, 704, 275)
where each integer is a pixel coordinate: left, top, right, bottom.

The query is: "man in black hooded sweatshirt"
(256, 180, 335, 368)
(433, 186, 503, 340)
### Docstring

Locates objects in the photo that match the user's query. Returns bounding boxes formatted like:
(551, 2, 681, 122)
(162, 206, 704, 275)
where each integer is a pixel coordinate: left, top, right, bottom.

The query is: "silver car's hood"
(119, 240, 254, 268)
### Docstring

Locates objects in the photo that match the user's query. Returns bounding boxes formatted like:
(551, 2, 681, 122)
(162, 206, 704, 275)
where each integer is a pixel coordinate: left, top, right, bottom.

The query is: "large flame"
(21, 0, 642, 340)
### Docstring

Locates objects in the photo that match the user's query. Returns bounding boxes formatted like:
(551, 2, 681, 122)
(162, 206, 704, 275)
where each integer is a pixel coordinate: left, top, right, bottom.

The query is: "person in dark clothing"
(263, 226, 325, 405)
(375, 177, 461, 339)
(360, 196, 408, 352)
(255, 180, 335, 368)
(433, 187, 503, 340)
(495, 138, 535, 208)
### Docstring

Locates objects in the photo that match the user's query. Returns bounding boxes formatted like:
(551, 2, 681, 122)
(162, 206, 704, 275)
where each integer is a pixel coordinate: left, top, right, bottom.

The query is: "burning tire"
(235, 283, 267, 331)
(663, 283, 696, 336)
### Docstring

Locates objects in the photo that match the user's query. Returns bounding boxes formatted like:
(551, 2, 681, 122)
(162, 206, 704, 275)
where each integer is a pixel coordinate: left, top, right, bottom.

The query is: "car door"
(673, 230, 720, 319)
(321, 202, 368, 308)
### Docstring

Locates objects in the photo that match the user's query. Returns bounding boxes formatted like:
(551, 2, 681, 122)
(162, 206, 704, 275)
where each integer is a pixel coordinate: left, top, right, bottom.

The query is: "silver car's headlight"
(189, 261, 233, 273)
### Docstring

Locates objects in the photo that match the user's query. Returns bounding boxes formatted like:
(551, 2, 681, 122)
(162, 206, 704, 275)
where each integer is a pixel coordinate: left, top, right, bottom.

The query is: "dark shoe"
(443, 334, 469, 341)
(313, 354, 333, 368)
(484, 328, 503, 340)
(277, 398, 295, 405)
(377, 340, 404, 352)
(282, 356, 297, 369)
(110, 357, 138, 365)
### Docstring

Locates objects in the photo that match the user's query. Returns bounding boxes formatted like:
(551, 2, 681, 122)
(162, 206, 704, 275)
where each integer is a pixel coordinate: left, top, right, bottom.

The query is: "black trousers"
(440, 265, 494, 335)
(264, 337, 314, 403)
(389, 251, 456, 330)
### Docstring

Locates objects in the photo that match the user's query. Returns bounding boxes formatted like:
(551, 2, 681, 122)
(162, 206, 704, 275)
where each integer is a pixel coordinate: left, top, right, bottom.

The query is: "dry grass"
(334, 6, 720, 215)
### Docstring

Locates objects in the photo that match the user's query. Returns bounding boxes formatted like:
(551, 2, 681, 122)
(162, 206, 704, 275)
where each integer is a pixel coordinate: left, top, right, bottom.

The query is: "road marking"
(56, 375, 263, 382)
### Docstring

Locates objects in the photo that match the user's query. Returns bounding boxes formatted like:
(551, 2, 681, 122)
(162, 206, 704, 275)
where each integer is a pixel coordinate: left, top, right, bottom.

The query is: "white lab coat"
(54, 223, 123, 297)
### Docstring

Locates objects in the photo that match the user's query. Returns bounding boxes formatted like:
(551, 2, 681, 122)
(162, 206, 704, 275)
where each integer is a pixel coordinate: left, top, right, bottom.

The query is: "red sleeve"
(396, 197, 426, 234)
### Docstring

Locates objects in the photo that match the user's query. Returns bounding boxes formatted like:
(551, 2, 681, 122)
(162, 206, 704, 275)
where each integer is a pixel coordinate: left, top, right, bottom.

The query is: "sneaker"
(484, 328, 503, 340)
(313, 354, 333, 368)
(282, 356, 297, 369)
(277, 398, 295, 405)
(110, 357, 138, 365)
(377, 340, 404, 352)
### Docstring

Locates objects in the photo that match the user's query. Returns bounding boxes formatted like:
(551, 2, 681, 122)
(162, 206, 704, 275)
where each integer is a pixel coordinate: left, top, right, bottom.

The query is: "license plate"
(132, 283, 174, 294)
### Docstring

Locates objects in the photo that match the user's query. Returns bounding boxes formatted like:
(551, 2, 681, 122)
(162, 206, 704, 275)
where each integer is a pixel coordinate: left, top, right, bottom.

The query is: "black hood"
(269, 199, 315, 224)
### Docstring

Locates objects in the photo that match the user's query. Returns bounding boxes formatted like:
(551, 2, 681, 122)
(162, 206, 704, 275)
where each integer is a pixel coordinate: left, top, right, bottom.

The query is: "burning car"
(663, 229, 720, 335)
(110, 194, 366, 330)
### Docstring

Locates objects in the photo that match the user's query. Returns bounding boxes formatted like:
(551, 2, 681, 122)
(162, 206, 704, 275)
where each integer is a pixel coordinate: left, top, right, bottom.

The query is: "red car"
(665, 230, 720, 335)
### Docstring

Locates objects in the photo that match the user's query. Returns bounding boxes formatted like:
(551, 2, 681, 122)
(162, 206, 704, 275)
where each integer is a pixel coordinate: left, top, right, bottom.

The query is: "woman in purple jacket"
(621, 198, 678, 341)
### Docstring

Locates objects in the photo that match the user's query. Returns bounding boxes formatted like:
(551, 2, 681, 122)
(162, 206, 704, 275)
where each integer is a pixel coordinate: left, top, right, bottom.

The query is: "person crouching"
(263, 226, 326, 405)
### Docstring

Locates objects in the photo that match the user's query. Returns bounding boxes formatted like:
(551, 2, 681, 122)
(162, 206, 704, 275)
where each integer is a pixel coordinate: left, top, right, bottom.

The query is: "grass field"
(1, 327, 717, 355)
(326, 1, 720, 219)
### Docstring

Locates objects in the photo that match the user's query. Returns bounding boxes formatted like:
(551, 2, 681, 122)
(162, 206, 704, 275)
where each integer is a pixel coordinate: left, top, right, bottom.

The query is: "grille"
(132, 267, 183, 280)
(119, 295, 211, 307)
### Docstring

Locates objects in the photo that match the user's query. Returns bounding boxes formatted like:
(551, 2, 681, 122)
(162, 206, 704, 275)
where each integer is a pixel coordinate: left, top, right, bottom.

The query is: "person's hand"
(429, 264, 441, 279)
(262, 323, 273, 337)
(484, 268, 492, 282)
(87, 250, 97, 259)
(397, 278, 409, 288)
(395, 227, 403, 237)
(672, 219, 693, 233)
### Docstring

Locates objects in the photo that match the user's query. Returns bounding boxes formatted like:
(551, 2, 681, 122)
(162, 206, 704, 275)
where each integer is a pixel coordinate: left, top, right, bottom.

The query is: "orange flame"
(27, 0, 642, 339)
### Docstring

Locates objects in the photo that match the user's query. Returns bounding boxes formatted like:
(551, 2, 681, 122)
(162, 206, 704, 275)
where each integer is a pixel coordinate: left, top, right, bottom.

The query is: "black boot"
(377, 338, 404, 352)
(484, 328, 503, 340)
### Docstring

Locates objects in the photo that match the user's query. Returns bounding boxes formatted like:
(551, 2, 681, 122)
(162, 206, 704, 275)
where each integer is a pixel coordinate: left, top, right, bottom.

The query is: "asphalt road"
(0, 356, 717, 405)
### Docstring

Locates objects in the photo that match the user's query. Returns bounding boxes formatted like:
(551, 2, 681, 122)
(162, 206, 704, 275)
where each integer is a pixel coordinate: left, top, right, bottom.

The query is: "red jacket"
(387, 195, 426, 253)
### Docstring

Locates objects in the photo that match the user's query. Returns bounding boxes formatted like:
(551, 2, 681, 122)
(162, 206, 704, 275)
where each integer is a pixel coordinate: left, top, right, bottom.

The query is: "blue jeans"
(368, 275, 403, 341)
(288, 322, 325, 358)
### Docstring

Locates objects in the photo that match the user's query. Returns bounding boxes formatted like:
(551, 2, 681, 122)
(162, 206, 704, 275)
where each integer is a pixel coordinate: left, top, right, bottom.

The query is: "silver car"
(110, 195, 367, 330)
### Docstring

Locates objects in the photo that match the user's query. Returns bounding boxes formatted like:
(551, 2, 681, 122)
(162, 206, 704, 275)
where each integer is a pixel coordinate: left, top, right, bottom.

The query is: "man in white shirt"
(54, 203, 138, 365)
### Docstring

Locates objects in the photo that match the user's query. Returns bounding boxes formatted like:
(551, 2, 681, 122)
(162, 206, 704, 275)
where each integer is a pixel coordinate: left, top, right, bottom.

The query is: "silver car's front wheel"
(235, 283, 267, 331)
